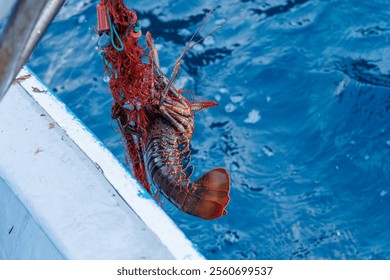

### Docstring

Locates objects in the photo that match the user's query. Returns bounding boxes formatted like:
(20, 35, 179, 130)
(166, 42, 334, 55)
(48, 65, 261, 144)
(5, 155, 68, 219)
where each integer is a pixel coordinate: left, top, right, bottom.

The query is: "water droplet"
(262, 146, 274, 157)
(138, 18, 151, 28)
(230, 94, 244, 103)
(380, 190, 388, 197)
(244, 110, 261, 124)
(215, 94, 221, 101)
(193, 44, 204, 52)
(103, 71, 111, 83)
(123, 103, 134, 111)
(215, 19, 226, 25)
(77, 15, 86, 24)
(266, 96, 271, 103)
(178, 28, 191, 36)
(224, 231, 240, 244)
(218, 87, 229, 94)
(98, 32, 111, 48)
(91, 33, 99, 41)
(225, 103, 236, 113)
(350, 140, 356, 145)
(364, 155, 370, 160)
(204, 36, 215, 46)
(386, 140, 390, 147)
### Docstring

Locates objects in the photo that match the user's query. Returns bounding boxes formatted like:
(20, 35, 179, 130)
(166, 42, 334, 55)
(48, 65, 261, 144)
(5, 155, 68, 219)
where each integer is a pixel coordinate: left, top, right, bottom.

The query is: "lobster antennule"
(182, 168, 230, 220)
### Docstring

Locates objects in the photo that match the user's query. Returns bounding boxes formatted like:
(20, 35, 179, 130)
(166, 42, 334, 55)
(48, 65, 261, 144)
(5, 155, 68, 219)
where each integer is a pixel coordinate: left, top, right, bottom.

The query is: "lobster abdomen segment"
(145, 117, 230, 220)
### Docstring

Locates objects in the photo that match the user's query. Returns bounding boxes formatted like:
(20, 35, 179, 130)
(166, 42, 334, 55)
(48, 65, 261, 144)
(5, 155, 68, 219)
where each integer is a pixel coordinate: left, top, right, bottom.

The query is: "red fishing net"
(97, 0, 154, 192)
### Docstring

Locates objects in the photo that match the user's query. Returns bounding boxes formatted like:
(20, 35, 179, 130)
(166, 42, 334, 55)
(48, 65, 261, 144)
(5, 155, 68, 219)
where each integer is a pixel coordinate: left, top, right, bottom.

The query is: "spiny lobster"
(98, 1, 230, 219)
(144, 18, 231, 219)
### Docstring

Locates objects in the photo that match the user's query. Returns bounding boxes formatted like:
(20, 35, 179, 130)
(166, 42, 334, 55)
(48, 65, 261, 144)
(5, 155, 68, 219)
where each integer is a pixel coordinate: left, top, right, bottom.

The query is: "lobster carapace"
(97, 0, 230, 220)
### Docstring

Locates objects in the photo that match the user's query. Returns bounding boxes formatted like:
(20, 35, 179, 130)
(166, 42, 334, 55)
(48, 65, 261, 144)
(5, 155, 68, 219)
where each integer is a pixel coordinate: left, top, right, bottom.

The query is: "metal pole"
(0, 0, 65, 102)
(16, 0, 66, 72)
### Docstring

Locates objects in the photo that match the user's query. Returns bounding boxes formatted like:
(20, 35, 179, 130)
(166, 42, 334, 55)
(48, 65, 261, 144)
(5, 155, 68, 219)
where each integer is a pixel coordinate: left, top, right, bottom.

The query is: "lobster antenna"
(186, 13, 233, 53)
(160, 6, 230, 106)
(178, 5, 217, 61)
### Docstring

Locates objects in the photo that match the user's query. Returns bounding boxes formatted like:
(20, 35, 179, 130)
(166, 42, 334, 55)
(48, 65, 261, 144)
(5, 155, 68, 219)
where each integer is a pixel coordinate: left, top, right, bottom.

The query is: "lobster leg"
(157, 100, 219, 133)
(191, 101, 218, 114)
(159, 60, 182, 107)
(146, 32, 161, 69)
(146, 32, 184, 103)
(159, 106, 186, 132)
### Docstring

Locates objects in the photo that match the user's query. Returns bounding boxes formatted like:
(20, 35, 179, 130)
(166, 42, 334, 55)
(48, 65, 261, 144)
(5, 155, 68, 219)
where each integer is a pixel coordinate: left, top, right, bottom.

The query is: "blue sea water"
(27, 0, 390, 259)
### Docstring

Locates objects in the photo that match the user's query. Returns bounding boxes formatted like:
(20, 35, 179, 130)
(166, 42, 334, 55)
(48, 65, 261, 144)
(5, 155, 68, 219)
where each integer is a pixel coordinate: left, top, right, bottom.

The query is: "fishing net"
(97, 0, 154, 192)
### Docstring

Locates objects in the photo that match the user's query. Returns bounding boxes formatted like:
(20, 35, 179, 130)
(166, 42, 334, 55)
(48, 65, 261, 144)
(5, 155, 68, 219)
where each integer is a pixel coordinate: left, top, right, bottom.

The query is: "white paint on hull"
(0, 67, 203, 260)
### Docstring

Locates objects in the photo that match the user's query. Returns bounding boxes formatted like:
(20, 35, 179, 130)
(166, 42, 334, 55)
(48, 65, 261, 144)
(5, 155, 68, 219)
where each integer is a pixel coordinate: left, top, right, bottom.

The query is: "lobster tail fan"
(182, 168, 230, 220)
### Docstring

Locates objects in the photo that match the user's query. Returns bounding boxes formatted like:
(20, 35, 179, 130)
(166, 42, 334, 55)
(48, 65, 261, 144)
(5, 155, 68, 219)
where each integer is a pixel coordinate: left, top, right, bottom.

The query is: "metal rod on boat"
(0, 0, 46, 101)
(16, 0, 66, 72)
(0, 0, 65, 102)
